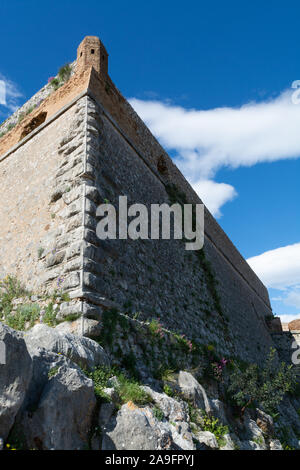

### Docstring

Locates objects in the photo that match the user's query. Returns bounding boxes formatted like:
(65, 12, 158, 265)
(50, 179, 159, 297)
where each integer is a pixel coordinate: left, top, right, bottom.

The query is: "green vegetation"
(86, 366, 152, 407)
(152, 406, 165, 421)
(50, 63, 72, 91)
(5, 303, 40, 331)
(163, 384, 175, 397)
(200, 412, 229, 446)
(0, 275, 30, 320)
(38, 247, 45, 258)
(228, 348, 297, 415)
(48, 366, 60, 379)
(42, 303, 58, 327)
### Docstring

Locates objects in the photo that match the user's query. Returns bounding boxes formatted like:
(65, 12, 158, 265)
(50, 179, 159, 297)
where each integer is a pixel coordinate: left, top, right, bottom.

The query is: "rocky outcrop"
(0, 322, 100, 448)
(1, 320, 300, 451)
(0, 324, 32, 440)
(24, 323, 109, 371)
(19, 366, 96, 450)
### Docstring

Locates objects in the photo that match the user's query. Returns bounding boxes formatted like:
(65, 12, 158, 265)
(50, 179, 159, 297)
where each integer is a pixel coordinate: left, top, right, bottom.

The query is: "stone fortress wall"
(0, 36, 282, 365)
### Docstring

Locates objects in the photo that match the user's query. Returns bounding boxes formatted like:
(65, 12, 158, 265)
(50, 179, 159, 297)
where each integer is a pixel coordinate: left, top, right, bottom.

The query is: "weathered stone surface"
(55, 318, 102, 338)
(194, 431, 218, 450)
(219, 433, 236, 450)
(269, 439, 283, 450)
(0, 323, 32, 440)
(24, 323, 109, 370)
(20, 366, 96, 450)
(255, 408, 274, 435)
(178, 371, 211, 414)
(141, 386, 194, 450)
(102, 402, 173, 450)
(99, 403, 115, 427)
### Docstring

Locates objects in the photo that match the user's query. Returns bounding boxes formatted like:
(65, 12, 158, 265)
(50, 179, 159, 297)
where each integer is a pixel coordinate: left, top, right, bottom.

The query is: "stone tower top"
(76, 36, 108, 76)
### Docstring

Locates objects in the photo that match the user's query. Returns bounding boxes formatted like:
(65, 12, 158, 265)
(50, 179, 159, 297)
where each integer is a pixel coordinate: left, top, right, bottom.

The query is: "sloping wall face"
(87, 70, 270, 309)
(80, 95, 275, 365)
(0, 69, 275, 365)
(0, 97, 87, 295)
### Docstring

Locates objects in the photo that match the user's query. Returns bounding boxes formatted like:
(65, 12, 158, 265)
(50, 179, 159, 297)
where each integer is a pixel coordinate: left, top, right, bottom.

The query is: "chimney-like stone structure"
(76, 36, 108, 76)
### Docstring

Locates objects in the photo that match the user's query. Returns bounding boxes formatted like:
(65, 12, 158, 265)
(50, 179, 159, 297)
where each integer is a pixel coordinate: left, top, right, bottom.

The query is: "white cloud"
(130, 91, 300, 180)
(0, 73, 23, 117)
(129, 91, 300, 216)
(247, 243, 300, 290)
(247, 243, 300, 321)
(192, 179, 237, 217)
(279, 314, 300, 324)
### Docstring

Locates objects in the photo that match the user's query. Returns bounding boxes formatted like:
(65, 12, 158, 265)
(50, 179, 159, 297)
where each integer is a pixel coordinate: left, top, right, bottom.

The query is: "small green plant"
(117, 375, 152, 406)
(163, 384, 175, 397)
(38, 247, 44, 258)
(48, 366, 60, 379)
(228, 348, 297, 415)
(0, 276, 30, 320)
(50, 78, 61, 91)
(5, 303, 40, 331)
(86, 366, 152, 407)
(153, 406, 164, 421)
(148, 318, 164, 339)
(201, 412, 229, 446)
(58, 63, 72, 83)
(42, 303, 58, 327)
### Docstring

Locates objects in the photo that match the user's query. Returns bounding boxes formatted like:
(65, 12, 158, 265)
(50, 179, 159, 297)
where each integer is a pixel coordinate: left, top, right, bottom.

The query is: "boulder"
(209, 399, 229, 425)
(141, 385, 195, 450)
(194, 431, 218, 450)
(219, 433, 236, 450)
(255, 408, 274, 435)
(20, 365, 96, 450)
(24, 323, 109, 370)
(269, 439, 283, 450)
(0, 323, 32, 440)
(102, 402, 173, 450)
(178, 371, 211, 414)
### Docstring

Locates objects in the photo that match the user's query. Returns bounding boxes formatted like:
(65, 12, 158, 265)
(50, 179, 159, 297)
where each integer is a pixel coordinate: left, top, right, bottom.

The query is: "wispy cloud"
(129, 89, 300, 216)
(0, 73, 23, 119)
(247, 243, 300, 320)
(191, 179, 237, 218)
(247, 243, 300, 290)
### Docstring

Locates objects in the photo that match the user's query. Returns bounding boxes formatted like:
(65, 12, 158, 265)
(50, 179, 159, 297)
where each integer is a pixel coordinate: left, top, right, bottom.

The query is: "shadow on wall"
(19, 112, 48, 141)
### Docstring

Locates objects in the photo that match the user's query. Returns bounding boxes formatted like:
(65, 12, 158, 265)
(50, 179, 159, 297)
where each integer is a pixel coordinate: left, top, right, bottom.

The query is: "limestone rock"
(219, 433, 236, 450)
(102, 402, 174, 450)
(178, 371, 211, 414)
(194, 431, 218, 450)
(269, 439, 283, 450)
(99, 403, 116, 428)
(0, 323, 32, 440)
(24, 323, 109, 370)
(139, 386, 194, 450)
(20, 366, 96, 450)
(255, 408, 274, 435)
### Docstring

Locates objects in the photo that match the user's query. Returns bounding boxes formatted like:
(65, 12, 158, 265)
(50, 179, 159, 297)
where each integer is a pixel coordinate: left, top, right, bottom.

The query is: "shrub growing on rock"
(228, 348, 297, 415)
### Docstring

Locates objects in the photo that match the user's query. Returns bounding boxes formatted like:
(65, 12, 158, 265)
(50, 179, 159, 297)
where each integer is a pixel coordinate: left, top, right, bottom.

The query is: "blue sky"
(0, 0, 300, 322)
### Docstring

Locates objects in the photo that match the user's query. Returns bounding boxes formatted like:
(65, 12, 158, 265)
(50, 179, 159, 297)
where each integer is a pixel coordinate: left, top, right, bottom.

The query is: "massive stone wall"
(0, 96, 88, 299)
(72, 95, 274, 366)
(0, 50, 277, 366)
